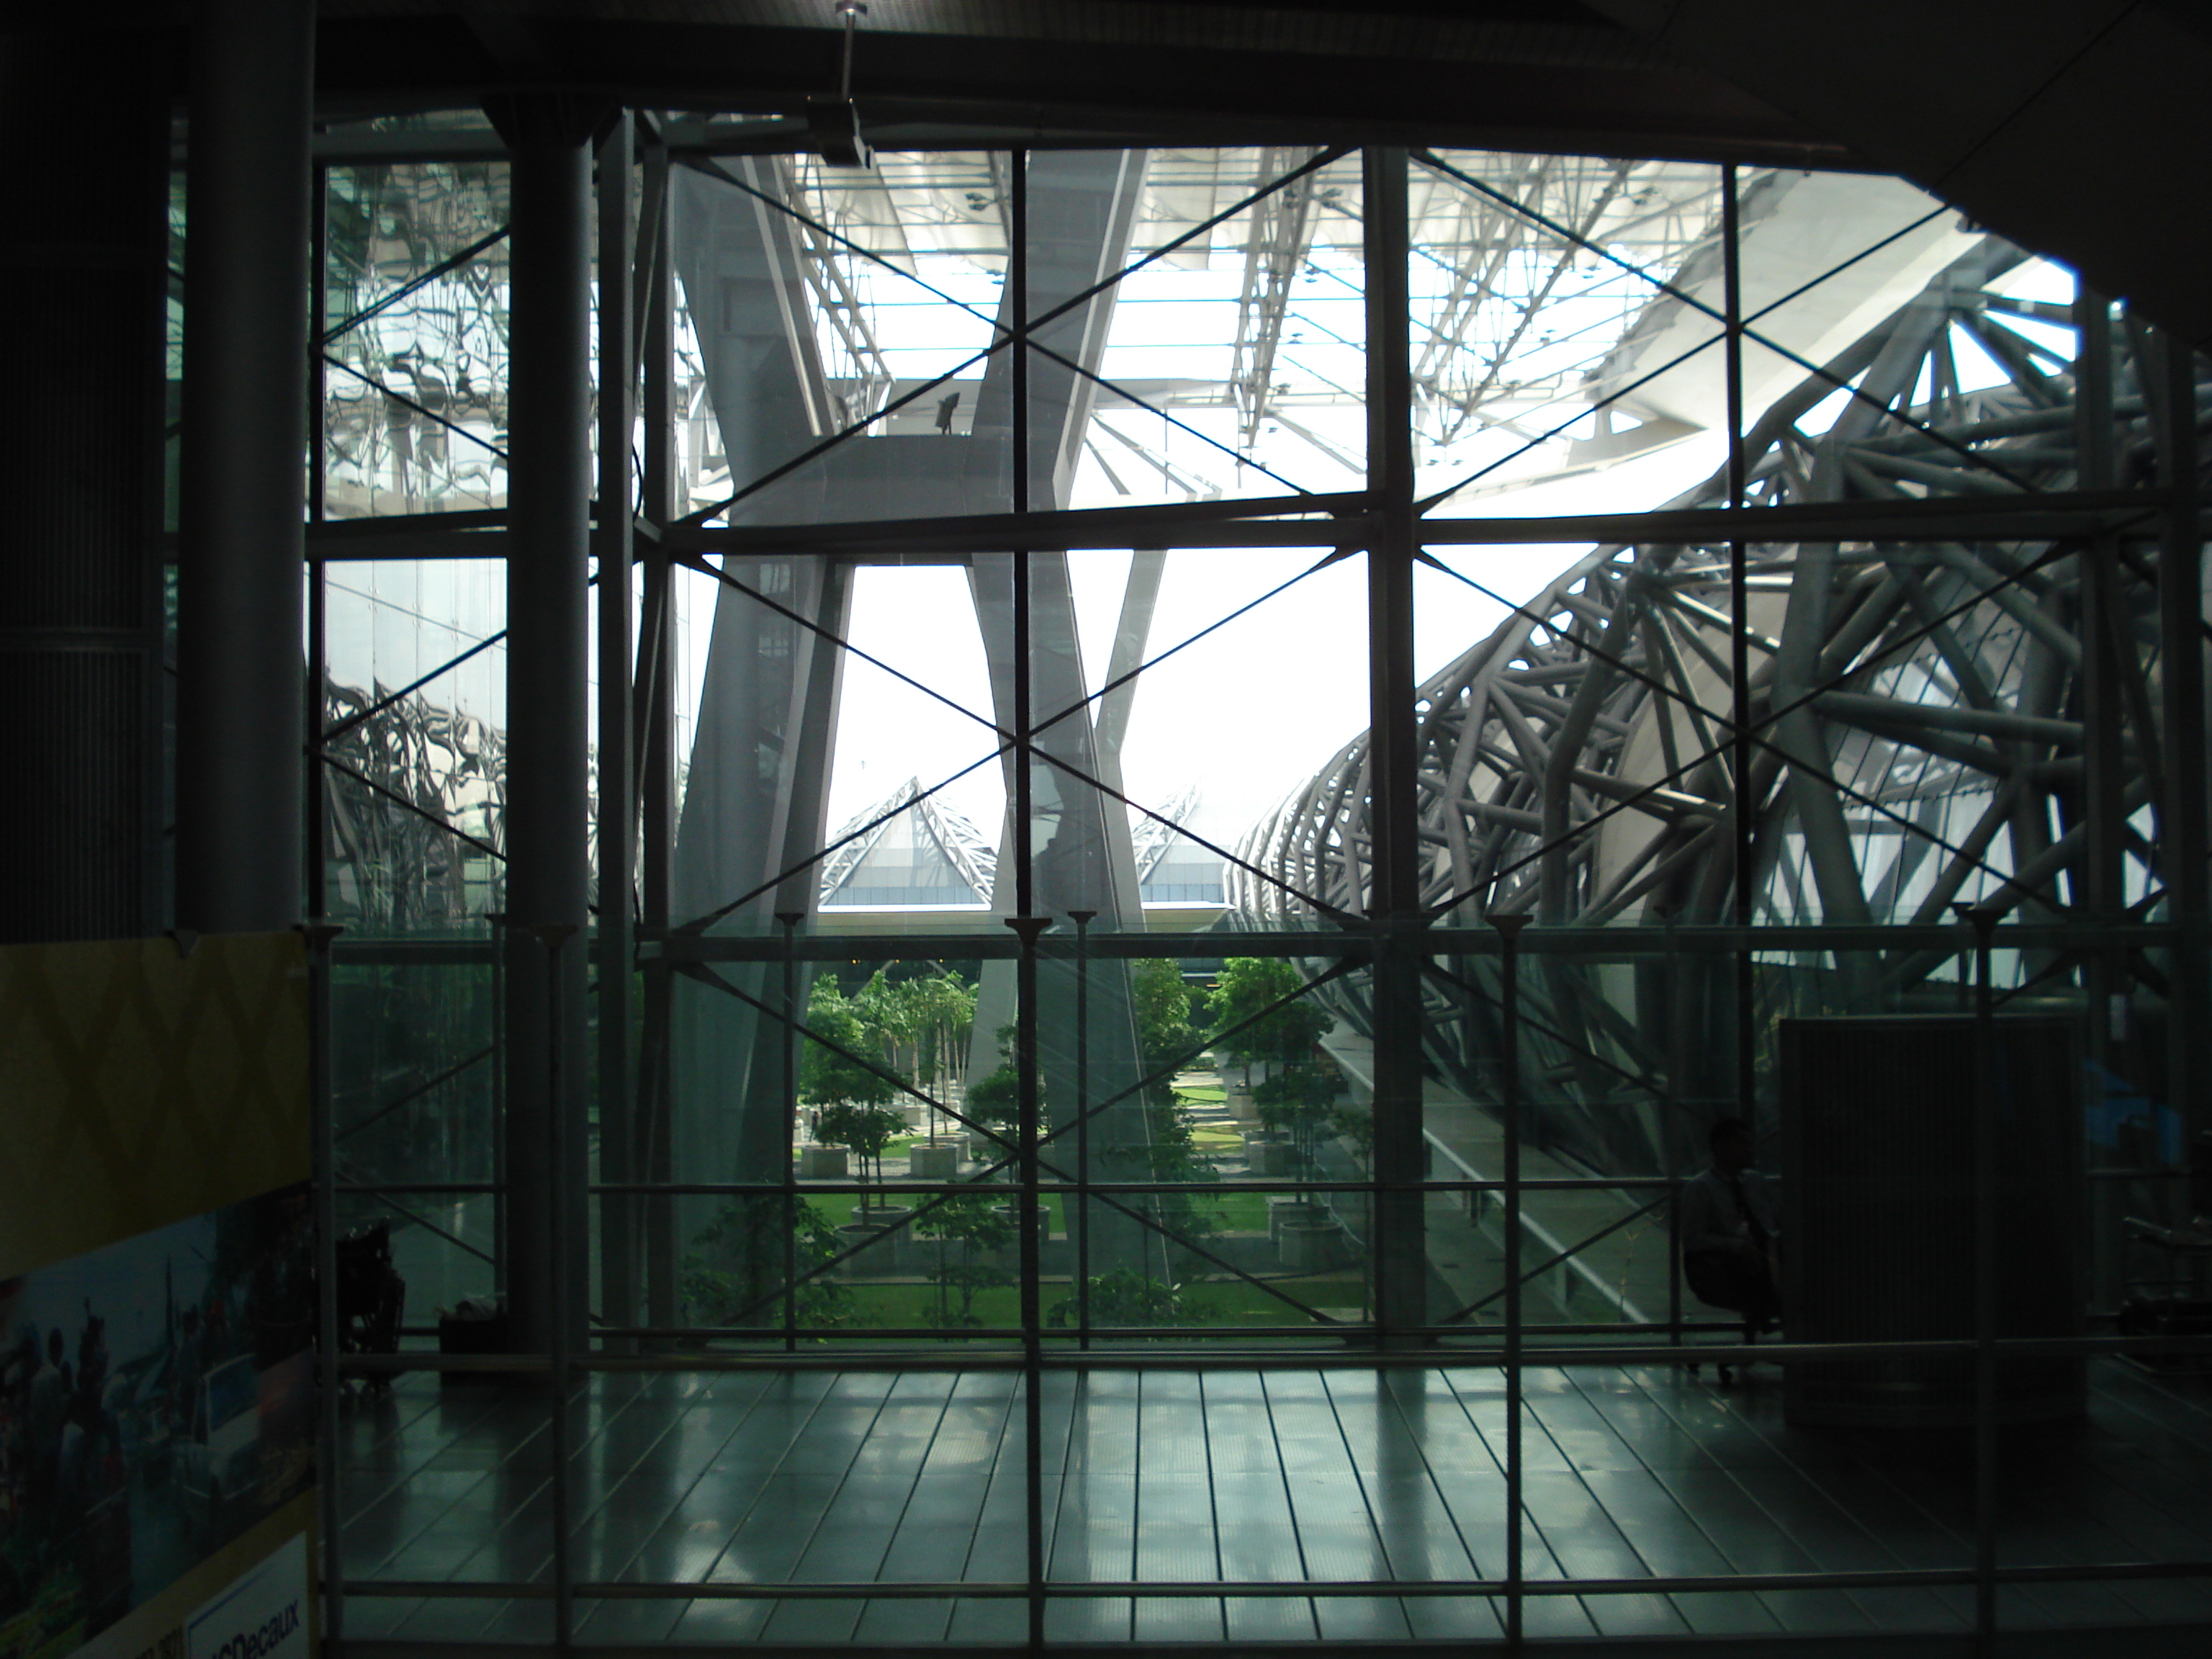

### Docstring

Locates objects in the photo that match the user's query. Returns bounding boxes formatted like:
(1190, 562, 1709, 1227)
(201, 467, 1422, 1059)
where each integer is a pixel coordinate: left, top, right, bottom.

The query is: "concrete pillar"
(176, 0, 314, 934)
(595, 114, 639, 1336)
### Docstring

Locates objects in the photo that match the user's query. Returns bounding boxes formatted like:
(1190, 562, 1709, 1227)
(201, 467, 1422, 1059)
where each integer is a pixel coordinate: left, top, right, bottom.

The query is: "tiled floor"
(333, 1359, 2212, 1646)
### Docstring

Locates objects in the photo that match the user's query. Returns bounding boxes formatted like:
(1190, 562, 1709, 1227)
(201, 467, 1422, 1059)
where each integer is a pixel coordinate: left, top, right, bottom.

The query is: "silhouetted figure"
(25, 1328, 69, 1527)
(1680, 1116, 1783, 1338)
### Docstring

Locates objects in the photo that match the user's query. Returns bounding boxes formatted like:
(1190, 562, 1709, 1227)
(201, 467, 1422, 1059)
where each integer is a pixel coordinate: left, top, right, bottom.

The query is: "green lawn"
(827, 1272, 1370, 1332)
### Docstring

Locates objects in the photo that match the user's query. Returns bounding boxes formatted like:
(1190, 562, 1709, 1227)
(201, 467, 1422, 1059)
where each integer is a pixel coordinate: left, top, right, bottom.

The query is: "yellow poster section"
(0, 932, 309, 1282)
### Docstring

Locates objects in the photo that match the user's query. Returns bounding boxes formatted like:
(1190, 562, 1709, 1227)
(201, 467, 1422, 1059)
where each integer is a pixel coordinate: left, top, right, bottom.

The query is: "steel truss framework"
(292, 120, 2212, 1655)
(1235, 238, 2212, 1181)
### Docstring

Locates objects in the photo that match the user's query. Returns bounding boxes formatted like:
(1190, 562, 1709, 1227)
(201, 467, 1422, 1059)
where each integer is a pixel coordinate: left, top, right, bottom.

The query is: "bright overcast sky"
(313, 155, 2077, 869)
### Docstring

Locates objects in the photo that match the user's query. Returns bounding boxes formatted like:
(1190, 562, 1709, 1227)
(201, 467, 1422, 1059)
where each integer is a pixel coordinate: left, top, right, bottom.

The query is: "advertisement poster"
(0, 1187, 315, 1659)
(0, 935, 312, 1659)
(184, 1536, 307, 1659)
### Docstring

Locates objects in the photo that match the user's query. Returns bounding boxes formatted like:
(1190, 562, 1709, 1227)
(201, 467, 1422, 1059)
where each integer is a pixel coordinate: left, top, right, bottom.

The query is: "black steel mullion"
(1496, 915, 1527, 1647)
(781, 912, 801, 1353)
(2157, 334, 2209, 1295)
(1008, 148, 1048, 1659)
(1962, 905, 2000, 1653)
(1074, 910, 1095, 1348)
(1724, 163, 1757, 1138)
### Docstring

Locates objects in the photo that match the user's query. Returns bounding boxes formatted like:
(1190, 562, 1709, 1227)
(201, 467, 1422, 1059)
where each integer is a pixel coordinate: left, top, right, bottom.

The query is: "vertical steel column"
(1007, 148, 1049, 1658)
(638, 138, 679, 1332)
(1362, 147, 1426, 1341)
(1722, 166, 1756, 1126)
(308, 168, 329, 529)
(1961, 904, 2000, 1655)
(1072, 909, 1096, 1346)
(176, 0, 313, 935)
(2074, 289, 2123, 1100)
(1494, 914, 1528, 1648)
(305, 158, 329, 947)
(596, 114, 639, 1339)
(780, 912, 801, 1351)
(498, 103, 595, 1357)
(303, 161, 338, 1626)
(533, 925, 581, 1653)
(306, 925, 342, 1648)
(2157, 336, 2208, 1152)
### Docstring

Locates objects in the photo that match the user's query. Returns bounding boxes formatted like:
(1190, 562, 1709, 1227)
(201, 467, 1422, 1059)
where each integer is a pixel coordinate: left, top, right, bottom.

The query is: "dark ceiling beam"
(1586, 0, 2212, 351)
(308, 17, 1851, 168)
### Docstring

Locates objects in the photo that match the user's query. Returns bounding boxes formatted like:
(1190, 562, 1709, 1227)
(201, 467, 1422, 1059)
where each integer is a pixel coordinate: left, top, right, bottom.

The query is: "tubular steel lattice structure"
(1236, 240, 2209, 1176)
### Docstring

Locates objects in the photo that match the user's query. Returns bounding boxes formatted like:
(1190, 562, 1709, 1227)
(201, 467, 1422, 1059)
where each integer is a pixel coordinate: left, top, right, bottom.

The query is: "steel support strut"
(1363, 148, 1427, 1343)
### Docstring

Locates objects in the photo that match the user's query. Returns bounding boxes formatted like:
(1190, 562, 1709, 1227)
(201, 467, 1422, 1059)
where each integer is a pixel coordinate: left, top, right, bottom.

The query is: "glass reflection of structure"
(311, 120, 2211, 1650)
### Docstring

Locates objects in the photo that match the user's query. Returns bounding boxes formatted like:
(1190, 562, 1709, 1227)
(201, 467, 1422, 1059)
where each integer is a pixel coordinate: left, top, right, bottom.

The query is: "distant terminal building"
(816, 778, 1226, 932)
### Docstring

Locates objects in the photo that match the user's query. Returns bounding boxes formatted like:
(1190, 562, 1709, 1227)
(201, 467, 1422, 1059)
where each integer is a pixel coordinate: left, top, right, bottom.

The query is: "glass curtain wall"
(315, 125, 2212, 1650)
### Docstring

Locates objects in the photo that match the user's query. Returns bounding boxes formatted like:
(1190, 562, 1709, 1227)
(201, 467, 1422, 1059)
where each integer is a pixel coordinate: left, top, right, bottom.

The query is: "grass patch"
(830, 1272, 1370, 1332)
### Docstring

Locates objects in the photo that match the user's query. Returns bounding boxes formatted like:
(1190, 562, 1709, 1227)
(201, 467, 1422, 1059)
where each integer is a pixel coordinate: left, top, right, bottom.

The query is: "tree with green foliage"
(1130, 958, 1199, 1103)
(965, 1062, 1048, 1178)
(1209, 957, 1335, 1085)
(912, 970, 979, 1092)
(800, 977, 903, 1112)
(1253, 1057, 1343, 1171)
(922, 1191, 1015, 1328)
(878, 968, 977, 1135)
(681, 1199, 853, 1331)
(962, 1020, 1037, 1173)
(816, 1101, 908, 1218)
(1046, 1269, 1204, 1329)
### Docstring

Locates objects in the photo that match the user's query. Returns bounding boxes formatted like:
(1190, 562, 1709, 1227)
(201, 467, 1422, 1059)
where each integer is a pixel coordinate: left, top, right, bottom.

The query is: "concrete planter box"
(797, 1145, 848, 1179)
(832, 1206, 915, 1276)
(986, 1203, 1051, 1269)
(1246, 1137, 1299, 1176)
(1267, 1196, 1328, 1244)
(1277, 1217, 1342, 1272)
(907, 1142, 960, 1179)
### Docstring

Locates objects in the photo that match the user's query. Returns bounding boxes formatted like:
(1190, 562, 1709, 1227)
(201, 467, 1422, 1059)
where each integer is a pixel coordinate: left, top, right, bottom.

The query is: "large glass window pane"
(323, 161, 512, 518)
